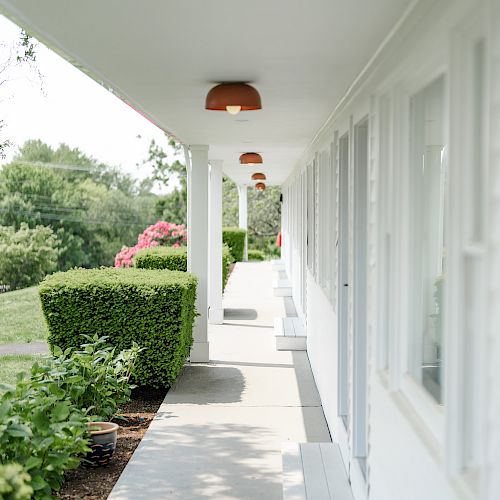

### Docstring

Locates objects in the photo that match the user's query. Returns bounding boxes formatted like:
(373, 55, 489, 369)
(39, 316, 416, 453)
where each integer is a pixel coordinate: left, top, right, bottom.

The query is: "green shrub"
(135, 245, 233, 289)
(0, 377, 90, 497)
(222, 228, 246, 262)
(39, 267, 197, 388)
(0, 463, 33, 500)
(247, 249, 265, 261)
(134, 246, 187, 271)
(31, 335, 141, 421)
(247, 234, 281, 259)
(222, 244, 232, 288)
(0, 223, 58, 291)
(0, 336, 139, 498)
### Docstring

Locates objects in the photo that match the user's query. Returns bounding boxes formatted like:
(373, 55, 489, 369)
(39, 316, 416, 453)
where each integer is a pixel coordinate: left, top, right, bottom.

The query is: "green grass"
(0, 286, 48, 345)
(0, 355, 38, 389)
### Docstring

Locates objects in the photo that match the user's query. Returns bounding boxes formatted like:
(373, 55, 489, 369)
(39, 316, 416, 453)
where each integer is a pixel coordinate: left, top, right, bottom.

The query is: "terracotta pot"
(85, 421, 119, 467)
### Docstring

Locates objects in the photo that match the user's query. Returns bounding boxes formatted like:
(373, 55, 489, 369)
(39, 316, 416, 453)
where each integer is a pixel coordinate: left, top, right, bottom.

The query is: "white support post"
(238, 184, 248, 261)
(208, 160, 224, 324)
(187, 145, 209, 362)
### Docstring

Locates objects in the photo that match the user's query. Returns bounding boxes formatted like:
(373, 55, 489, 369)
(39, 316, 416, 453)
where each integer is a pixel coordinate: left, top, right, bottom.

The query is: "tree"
(155, 188, 187, 226)
(144, 137, 186, 190)
(0, 223, 58, 290)
(248, 186, 281, 238)
(143, 135, 188, 225)
(222, 177, 281, 257)
(0, 140, 158, 269)
(0, 30, 41, 159)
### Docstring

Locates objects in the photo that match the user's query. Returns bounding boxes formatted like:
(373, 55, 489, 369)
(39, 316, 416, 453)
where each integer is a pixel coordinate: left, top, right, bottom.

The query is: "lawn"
(0, 286, 48, 345)
(0, 354, 39, 389)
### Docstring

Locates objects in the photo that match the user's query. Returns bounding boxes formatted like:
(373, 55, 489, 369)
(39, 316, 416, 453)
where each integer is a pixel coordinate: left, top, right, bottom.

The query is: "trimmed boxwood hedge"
(39, 267, 197, 388)
(222, 227, 247, 262)
(135, 245, 233, 288)
(135, 246, 187, 271)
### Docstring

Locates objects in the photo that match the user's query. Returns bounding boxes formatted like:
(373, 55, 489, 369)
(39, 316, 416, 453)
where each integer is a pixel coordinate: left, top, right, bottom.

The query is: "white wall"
(281, 1, 497, 499)
(369, 376, 457, 500)
(306, 272, 339, 440)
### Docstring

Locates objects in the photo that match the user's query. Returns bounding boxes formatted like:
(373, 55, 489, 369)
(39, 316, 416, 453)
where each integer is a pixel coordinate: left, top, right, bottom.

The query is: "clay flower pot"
(86, 422, 119, 467)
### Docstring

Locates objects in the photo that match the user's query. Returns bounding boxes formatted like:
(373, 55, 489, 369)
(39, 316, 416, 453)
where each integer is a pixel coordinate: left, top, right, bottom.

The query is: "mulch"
(57, 387, 166, 500)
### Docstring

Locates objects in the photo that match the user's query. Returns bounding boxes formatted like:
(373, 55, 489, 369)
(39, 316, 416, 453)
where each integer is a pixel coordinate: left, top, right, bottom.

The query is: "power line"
(0, 192, 157, 212)
(21, 205, 155, 224)
(0, 208, 156, 227)
(13, 160, 100, 172)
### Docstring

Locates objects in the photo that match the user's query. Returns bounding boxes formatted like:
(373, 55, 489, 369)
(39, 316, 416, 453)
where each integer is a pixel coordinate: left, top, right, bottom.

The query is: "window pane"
(408, 77, 446, 403)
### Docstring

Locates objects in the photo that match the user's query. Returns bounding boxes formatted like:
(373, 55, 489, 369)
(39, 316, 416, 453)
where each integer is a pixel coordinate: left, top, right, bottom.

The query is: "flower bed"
(0, 336, 140, 498)
(114, 221, 187, 268)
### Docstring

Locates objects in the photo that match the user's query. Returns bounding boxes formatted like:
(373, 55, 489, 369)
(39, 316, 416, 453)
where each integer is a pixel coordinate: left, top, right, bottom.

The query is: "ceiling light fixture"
(205, 83, 262, 115)
(255, 182, 266, 191)
(240, 152, 263, 165)
(251, 173, 266, 180)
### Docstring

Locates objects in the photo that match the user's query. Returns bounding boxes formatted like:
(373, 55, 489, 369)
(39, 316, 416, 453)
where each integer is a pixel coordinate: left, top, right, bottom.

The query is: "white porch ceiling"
(0, 0, 412, 186)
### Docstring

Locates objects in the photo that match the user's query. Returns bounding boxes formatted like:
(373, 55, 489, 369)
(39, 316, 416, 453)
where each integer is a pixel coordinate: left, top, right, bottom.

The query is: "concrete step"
(274, 317, 306, 351)
(282, 442, 353, 500)
(273, 278, 292, 297)
(272, 259, 286, 272)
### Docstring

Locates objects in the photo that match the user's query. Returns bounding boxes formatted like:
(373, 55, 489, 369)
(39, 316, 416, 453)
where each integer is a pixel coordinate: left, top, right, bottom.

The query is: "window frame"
(390, 62, 450, 447)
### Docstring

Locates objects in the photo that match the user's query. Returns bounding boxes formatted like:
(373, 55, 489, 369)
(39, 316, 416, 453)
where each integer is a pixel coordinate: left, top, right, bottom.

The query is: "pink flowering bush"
(115, 221, 187, 268)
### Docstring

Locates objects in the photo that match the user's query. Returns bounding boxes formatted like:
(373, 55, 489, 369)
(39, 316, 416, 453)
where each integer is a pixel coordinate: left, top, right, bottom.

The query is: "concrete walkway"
(109, 262, 330, 500)
(0, 341, 49, 355)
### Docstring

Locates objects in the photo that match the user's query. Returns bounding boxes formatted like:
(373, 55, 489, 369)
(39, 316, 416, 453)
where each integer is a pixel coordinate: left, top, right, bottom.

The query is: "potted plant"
(37, 335, 141, 467)
(86, 421, 120, 467)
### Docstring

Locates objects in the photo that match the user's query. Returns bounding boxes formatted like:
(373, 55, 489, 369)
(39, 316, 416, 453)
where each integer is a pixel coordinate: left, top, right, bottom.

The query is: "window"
(408, 76, 446, 404)
(353, 118, 369, 475)
(306, 161, 316, 275)
(338, 133, 350, 426)
(377, 95, 392, 371)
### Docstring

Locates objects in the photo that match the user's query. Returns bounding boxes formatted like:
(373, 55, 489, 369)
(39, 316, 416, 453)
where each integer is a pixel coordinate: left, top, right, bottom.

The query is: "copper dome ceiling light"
(251, 173, 266, 181)
(205, 82, 262, 115)
(255, 182, 266, 191)
(240, 152, 263, 165)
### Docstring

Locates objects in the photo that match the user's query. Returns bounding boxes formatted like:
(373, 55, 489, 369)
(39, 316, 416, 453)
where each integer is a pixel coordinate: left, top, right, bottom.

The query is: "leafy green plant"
(222, 244, 233, 287)
(0, 377, 90, 497)
(31, 335, 141, 421)
(39, 267, 197, 388)
(222, 228, 246, 262)
(0, 336, 140, 497)
(0, 463, 33, 500)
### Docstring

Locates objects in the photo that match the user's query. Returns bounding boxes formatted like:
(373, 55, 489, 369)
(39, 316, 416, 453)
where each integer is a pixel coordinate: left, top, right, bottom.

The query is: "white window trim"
(390, 61, 450, 448)
(445, 10, 488, 497)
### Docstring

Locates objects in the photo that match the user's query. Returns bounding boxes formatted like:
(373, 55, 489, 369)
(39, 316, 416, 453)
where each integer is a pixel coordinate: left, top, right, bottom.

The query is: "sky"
(0, 14, 177, 191)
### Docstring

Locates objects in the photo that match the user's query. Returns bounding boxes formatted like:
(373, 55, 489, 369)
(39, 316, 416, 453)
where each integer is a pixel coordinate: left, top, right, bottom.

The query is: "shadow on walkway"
(112, 422, 282, 499)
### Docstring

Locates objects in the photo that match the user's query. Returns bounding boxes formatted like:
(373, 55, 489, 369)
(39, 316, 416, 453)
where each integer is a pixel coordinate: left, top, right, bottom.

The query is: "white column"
(208, 160, 224, 324)
(187, 145, 209, 362)
(238, 184, 248, 261)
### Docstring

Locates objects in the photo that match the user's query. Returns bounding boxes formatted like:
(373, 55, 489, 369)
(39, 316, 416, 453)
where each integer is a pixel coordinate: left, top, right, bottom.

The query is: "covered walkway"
(109, 261, 330, 499)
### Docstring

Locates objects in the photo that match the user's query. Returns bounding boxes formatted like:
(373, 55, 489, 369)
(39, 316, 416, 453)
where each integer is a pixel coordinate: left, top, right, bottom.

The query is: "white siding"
(281, 1, 498, 499)
(486, 1, 500, 498)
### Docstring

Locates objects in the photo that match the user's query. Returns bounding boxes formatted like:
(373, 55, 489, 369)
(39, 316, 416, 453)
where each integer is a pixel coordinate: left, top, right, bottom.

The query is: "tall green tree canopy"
(143, 136, 187, 225)
(222, 177, 281, 256)
(0, 30, 40, 159)
(0, 140, 158, 269)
